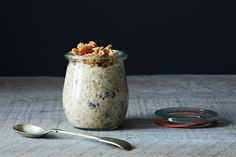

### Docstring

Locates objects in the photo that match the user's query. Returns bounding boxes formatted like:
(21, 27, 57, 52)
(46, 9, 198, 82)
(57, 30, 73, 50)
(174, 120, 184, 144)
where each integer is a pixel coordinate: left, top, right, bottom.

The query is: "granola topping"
(69, 41, 118, 67)
(71, 41, 116, 57)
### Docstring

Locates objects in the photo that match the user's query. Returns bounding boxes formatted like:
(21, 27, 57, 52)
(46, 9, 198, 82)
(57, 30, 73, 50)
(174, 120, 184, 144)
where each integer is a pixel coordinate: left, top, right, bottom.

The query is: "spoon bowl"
(13, 124, 132, 151)
(13, 124, 46, 138)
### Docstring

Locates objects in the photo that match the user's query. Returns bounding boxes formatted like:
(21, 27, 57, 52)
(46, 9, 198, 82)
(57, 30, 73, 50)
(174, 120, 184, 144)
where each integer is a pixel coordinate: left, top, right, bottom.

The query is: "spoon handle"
(49, 129, 100, 141)
(47, 129, 132, 150)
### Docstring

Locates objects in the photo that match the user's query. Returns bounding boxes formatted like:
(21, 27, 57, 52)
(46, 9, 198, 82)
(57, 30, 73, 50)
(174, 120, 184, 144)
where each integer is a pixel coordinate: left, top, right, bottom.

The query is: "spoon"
(13, 124, 132, 151)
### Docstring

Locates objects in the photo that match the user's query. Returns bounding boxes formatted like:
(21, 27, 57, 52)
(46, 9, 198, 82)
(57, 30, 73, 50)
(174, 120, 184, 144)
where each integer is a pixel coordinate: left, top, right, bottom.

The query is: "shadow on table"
(40, 134, 74, 140)
(118, 118, 158, 130)
(117, 118, 231, 130)
(214, 118, 231, 128)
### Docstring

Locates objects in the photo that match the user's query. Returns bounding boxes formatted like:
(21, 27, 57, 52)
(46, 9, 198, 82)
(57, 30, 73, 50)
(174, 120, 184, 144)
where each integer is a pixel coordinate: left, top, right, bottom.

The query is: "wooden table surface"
(1, 75, 236, 157)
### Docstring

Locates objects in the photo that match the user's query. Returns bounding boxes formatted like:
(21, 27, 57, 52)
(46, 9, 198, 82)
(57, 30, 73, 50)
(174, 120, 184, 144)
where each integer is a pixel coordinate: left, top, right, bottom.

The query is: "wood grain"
(0, 75, 236, 157)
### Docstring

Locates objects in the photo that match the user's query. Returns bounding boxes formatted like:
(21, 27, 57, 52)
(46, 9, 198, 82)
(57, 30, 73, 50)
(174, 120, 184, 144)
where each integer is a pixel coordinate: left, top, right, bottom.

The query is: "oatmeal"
(63, 41, 128, 130)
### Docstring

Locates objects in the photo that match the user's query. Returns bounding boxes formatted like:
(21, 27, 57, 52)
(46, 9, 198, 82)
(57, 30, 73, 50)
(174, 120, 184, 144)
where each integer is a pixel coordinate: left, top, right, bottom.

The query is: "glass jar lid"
(154, 107, 218, 128)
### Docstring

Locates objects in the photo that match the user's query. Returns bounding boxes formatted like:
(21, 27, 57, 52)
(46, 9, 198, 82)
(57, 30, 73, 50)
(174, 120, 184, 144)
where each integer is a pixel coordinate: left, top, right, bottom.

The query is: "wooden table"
(1, 76, 236, 157)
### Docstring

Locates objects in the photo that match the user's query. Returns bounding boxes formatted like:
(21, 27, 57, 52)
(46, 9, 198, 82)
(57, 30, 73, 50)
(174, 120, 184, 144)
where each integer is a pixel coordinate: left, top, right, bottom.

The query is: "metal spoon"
(13, 124, 132, 151)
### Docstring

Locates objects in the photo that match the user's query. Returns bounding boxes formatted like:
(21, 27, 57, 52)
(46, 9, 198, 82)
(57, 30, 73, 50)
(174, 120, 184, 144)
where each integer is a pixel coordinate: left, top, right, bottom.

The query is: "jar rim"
(65, 50, 128, 61)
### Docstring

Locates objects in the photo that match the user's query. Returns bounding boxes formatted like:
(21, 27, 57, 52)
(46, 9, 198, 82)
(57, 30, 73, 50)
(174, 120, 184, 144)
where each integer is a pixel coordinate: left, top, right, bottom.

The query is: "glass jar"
(63, 50, 128, 130)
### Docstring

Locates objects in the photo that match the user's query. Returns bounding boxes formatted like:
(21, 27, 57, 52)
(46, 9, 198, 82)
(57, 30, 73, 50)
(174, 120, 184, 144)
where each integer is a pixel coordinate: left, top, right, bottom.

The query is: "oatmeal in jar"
(63, 41, 128, 130)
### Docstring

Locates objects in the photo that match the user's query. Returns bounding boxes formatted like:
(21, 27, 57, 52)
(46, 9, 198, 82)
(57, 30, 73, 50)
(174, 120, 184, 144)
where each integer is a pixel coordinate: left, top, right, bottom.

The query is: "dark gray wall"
(1, 0, 235, 76)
